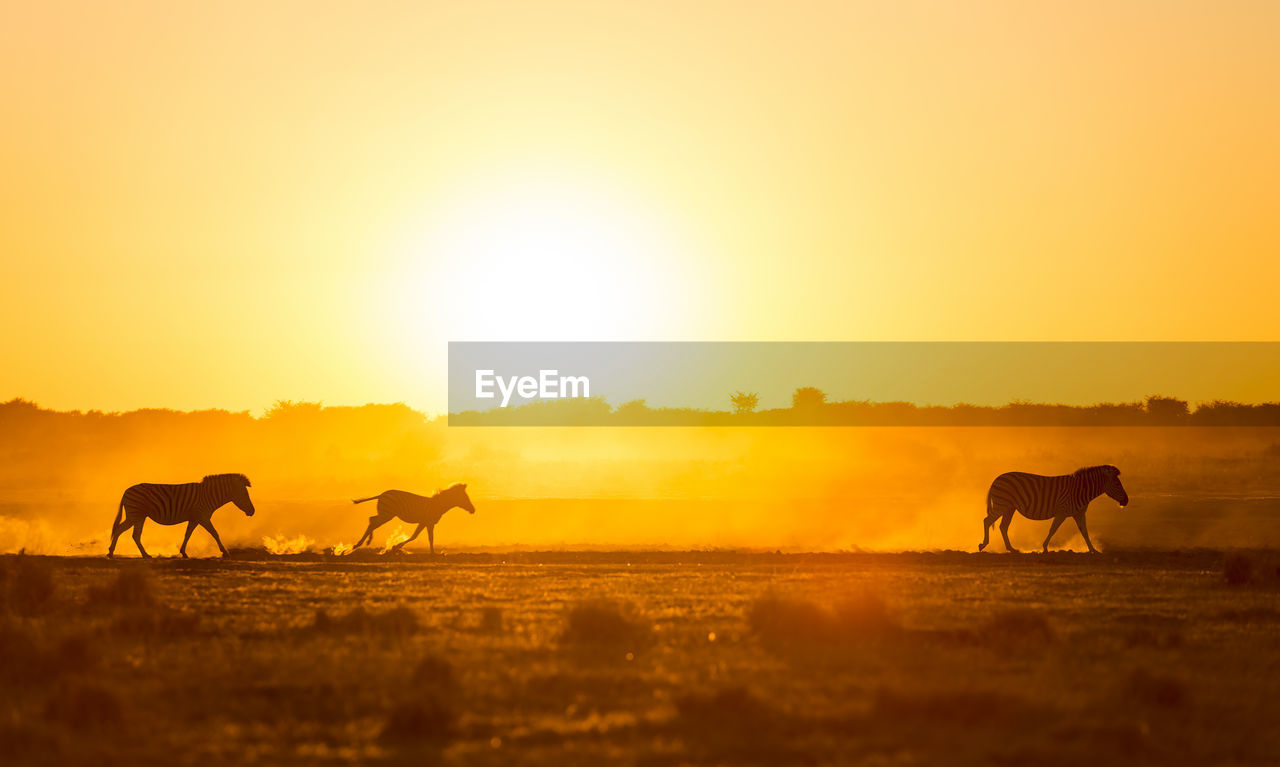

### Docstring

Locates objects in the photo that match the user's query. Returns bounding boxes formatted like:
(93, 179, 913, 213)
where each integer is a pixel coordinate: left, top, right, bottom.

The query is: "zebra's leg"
(392, 523, 427, 552)
(427, 525, 435, 555)
(978, 509, 1000, 551)
(200, 520, 229, 557)
(353, 516, 388, 549)
(180, 520, 198, 558)
(131, 518, 151, 559)
(1041, 515, 1067, 553)
(999, 510, 1019, 553)
(108, 517, 131, 558)
(1074, 513, 1098, 553)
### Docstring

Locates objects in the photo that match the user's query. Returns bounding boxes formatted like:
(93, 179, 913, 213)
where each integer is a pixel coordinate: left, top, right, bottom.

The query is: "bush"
(43, 683, 123, 728)
(477, 606, 503, 633)
(409, 654, 456, 690)
(983, 608, 1055, 643)
(1224, 553, 1254, 585)
(4, 556, 55, 616)
(561, 600, 647, 646)
(748, 592, 897, 644)
(676, 686, 778, 732)
(88, 568, 154, 607)
(113, 606, 201, 637)
(1124, 668, 1187, 708)
(380, 695, 457, 745)
(312, 606, 419, 636)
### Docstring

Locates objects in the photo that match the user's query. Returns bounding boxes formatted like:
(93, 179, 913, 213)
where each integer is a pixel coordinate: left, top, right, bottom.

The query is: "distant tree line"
(448, 391, 1280, 426)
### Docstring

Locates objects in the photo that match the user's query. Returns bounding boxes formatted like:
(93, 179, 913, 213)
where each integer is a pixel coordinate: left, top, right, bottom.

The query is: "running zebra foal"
(979, 465, 1128, 553)
(350, 483, 475, 554)
(109, 473, 256, 558)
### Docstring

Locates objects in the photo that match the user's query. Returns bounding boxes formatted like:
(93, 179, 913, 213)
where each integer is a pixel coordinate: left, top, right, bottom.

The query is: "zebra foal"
(108, 473, 256, 558)
(979, 465, 1128, 554)
(350, 483, 475, 554)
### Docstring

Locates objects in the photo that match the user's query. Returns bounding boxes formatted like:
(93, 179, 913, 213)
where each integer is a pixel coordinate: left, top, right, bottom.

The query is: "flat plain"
(2, 549, 1279, 765)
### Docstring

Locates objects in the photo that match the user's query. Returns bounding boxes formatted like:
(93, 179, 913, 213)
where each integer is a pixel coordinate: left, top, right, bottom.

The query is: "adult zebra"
(979, 465, 1128, 554)
(108, 473, 256, 558)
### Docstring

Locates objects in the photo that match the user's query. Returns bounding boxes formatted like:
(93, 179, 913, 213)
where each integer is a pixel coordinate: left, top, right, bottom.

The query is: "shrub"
(312, 606, 419, 636)
(748, 595, 838, 643)
(43, 683, 123, 728)
(676, 686, 778, 732)
(1224, 553, 1254, 585)
(1124, 668, 1187, 708)
(748, 592, 897, 644)
(88, 568, 154, 607)
(113, 606, 201, 637)
(409, 654, 456, 690)
(477, 606, 504, 633)
(380, 695, 457, 745)
(7, 556, 55, 616)
(983, 608, 1055, 643)
(561, 599, 647, 646)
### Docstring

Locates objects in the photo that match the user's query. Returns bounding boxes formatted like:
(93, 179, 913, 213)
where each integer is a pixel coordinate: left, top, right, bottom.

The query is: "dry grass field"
(3, 549, 1279, 765)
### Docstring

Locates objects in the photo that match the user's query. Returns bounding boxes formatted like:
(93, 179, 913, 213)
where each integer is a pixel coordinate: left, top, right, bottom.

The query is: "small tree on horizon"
(792, 387, 827, 410)
(730, 391, 760, 415)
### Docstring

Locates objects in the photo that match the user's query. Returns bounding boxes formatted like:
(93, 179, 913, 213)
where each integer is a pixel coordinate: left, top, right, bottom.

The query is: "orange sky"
(2, 1, 1278, 414)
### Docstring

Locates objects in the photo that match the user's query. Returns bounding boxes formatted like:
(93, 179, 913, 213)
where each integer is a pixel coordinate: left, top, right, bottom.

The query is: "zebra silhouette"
(979, 465, 1128, 553)
(108, 474, 255, 558)
(350, 483, 475, 554)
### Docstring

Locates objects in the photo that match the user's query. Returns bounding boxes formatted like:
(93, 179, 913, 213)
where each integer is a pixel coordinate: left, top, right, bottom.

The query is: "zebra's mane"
(433, 482, 466, 497)
(203, 473, 251, 487)
(1071, 465, 1112, 478)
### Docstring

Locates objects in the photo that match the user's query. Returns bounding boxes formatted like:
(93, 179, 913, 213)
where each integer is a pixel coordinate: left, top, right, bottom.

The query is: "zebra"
(979, 465, 1128, 554)
(108, 473, 256, 559)
(350, 483, 475, 554)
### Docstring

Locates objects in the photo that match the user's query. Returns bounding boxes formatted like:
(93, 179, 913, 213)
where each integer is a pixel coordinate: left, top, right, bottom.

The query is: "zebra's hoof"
(977, 543, 986, 552)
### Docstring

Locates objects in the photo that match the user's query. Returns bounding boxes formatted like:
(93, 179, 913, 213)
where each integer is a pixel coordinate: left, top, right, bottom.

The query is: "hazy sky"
(3, 1, 1277, 413)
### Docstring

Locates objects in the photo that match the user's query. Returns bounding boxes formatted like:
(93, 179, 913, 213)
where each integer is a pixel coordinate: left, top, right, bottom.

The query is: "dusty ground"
(2, 549, 1279, 765)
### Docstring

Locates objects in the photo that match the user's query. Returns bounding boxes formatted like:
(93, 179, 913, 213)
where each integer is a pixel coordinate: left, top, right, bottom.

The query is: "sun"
(390, 169, 704, 341)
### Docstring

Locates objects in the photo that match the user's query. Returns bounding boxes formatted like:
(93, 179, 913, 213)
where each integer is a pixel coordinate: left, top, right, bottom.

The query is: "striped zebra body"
(979, 465, 1128, 554)
(109, 473, 255, 558)
(350, 483, 475, 554)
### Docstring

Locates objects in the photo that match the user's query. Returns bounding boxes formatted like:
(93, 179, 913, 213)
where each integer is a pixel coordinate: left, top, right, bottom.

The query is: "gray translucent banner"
(447, 342, 1280, 426)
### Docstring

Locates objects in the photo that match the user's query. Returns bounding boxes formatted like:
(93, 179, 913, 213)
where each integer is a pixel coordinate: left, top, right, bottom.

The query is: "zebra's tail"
(352, 495, 381, 505)
(113, 494, 126, 529)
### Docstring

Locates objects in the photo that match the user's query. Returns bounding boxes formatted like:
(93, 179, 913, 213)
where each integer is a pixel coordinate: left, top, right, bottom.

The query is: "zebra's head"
(1101, 465, 1128, 508)
(443, 483, 475, 514)
(205, 473, 255, 516)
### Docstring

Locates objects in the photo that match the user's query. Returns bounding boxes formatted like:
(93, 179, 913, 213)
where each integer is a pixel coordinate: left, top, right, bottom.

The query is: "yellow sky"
(2, 1, 1277, 413)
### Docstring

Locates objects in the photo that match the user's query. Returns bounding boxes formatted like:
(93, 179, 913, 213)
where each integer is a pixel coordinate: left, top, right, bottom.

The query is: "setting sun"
(387, 167, 706, 342)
